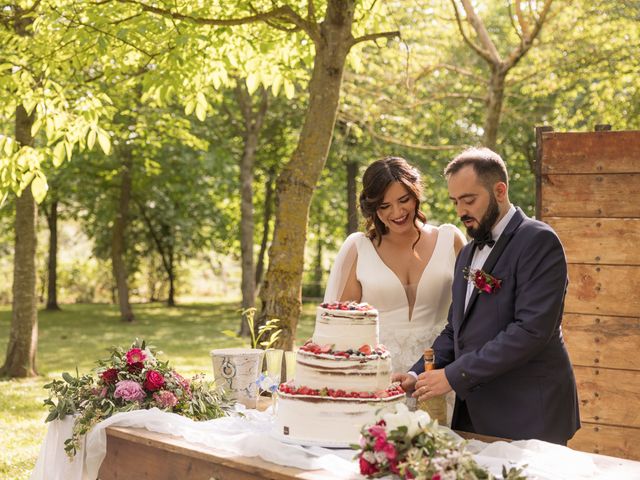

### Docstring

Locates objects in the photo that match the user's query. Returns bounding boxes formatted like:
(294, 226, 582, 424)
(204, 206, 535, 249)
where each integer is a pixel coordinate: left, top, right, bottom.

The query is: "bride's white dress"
(324, 223, 457, 373)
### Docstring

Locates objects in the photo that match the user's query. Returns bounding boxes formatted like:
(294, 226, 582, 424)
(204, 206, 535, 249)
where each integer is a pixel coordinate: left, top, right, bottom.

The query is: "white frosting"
(275, 392, 405, 446)
(295, 351, 391, 393)
(312, 307, 379, 351)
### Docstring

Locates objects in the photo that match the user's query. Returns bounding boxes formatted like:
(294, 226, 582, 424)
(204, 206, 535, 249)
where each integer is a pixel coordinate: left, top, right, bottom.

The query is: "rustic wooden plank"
(573, 366, 640, 429)
(563, 313, 640, 370)
(569, 421, 640, 460)
(541, 131, 640, 174)
(565, 264, 640, 317)
(99, 427, 354, 480)
(539, 173, 640, 218)
(544, 217, 640, 266)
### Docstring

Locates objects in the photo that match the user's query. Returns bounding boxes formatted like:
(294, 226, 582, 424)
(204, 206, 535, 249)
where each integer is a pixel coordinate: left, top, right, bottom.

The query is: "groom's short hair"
(444, 147, 509, 190)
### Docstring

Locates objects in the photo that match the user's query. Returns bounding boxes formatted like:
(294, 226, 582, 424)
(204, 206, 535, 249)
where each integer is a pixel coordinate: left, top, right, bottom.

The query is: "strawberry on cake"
(274, 302, 406, 447)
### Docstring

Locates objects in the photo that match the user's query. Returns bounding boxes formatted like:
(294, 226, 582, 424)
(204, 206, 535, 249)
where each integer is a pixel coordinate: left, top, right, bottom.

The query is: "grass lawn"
(0, 300, 317, 480)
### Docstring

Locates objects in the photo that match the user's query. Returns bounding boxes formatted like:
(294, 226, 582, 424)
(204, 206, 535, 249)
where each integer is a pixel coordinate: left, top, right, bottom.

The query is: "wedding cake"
(275, 302, 406, 446)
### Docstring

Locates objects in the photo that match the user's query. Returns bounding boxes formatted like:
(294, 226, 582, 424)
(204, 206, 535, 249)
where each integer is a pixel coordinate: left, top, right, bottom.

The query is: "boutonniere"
(463, 267, 502, 294)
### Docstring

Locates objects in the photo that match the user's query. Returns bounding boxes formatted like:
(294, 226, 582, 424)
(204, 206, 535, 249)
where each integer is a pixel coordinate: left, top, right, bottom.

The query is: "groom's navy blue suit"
(411, 207, 580, 444)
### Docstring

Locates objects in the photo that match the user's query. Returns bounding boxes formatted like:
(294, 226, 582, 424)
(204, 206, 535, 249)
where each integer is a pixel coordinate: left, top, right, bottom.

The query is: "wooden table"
(98, 425, 359, 480)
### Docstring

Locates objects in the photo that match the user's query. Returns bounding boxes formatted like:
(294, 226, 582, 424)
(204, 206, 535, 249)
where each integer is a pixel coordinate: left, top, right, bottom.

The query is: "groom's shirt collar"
(491, 204, 516, 242)
(464, 204, 515, 312)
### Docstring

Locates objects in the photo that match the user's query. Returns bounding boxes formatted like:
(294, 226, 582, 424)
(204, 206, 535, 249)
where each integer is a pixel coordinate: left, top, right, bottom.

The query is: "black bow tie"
(473, 232, 495, 250)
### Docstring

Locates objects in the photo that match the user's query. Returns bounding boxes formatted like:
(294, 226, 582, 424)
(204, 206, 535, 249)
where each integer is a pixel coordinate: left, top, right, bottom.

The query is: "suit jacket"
(411, 207, 580, 444)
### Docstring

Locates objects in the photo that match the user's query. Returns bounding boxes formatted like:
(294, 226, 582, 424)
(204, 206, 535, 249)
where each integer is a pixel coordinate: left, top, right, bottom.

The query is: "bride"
(324, 156, 465, 383)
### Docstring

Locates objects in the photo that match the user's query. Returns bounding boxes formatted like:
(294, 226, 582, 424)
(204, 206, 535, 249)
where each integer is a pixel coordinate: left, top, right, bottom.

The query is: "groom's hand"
(412, 369, 452, 401)
(391, 372, 417, 393)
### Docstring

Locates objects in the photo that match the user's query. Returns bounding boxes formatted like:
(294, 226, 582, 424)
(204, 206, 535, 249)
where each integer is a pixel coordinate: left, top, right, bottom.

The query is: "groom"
(394, 147, 580, 445)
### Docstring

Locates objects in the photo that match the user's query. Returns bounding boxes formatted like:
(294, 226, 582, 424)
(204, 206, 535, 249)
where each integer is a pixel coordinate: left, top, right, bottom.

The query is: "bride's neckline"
(367, 224, 443, 321)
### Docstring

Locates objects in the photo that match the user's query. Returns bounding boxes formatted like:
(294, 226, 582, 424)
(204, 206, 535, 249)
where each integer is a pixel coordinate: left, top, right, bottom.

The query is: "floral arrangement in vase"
(43, 339, 234, 457)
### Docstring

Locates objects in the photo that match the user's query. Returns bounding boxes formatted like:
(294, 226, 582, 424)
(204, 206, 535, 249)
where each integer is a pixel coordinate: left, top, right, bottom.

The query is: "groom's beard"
(462, 194, 500, 240)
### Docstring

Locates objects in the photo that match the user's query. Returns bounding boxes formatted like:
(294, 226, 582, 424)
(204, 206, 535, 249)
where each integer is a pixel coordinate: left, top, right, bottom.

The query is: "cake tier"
(313, 303, 379, 351)
(275, 390, 405, 447)
(295, 350, 391, 393)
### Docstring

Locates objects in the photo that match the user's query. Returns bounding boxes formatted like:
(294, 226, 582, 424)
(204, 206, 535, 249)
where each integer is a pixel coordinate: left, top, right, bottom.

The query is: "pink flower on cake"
(114, 380, 146, 402)
(153, 390, 178, 408)
(144, 370, 165, 391)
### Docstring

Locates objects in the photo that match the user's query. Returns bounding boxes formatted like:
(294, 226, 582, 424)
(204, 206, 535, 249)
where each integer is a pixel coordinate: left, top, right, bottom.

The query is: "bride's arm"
(323, 233, 362, 303)
(339, 258, 362, 302)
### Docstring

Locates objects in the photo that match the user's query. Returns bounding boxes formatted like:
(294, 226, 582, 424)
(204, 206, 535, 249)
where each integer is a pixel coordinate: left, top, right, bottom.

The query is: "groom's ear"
(493, 181, 508, 202)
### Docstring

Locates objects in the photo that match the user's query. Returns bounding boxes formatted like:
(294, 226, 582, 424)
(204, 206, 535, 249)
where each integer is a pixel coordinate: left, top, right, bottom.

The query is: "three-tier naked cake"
(274, 301, 406, 447)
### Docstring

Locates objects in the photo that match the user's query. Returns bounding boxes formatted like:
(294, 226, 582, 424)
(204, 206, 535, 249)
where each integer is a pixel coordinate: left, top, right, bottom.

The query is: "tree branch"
(350, 29, 400, 48)
(459, 0, 502, 65)
(504, 0, 553, 68)
(450, 0, 495, 65)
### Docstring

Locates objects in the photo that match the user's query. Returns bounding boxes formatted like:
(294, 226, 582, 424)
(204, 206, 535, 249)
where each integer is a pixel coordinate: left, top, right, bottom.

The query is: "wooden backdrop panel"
(569, 422, 640, 459)
(563, 313, 640, 370)
(565, 264, 640, 317)
(540, 174, 640, 218)
(545, 218, 640, 266)
(541, 131, 640, 174)
(573, 366, 640, 428)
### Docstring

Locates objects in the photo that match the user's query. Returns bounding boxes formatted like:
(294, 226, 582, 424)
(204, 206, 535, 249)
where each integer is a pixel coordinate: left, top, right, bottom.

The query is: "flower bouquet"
(355, 404, 527, 480)
(43, 339, 234, 457)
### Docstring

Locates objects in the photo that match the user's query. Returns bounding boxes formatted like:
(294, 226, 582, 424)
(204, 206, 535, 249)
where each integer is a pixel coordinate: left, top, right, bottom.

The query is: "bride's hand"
(391, 372, 417, 393)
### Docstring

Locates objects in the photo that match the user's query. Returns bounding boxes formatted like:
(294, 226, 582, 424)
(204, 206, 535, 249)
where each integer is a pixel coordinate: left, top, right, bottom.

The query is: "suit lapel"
(462, 208, 526, 322)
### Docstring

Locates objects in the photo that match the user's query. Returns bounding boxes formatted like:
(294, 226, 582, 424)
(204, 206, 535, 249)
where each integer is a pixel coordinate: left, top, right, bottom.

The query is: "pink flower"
(381, 441, 397, 460)
(153, 390, 178, 408)
(144, 370, 165, 391)
(114, 380, 146, 402)
(126, 348, 146, 365)
(368, 424, 387, 441)
(359, 456, 379, 475)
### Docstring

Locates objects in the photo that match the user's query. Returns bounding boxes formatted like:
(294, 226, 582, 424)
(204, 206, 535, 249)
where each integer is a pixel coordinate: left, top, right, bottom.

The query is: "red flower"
(359, 457, 379, 475)
(101, 368, 118, 384)
(464, 267, 501, 294)
(144, 370, 165, 391)
(126, 348, 146, 365)
(381, 441, 397, 460)
(432, 475, 441, 480)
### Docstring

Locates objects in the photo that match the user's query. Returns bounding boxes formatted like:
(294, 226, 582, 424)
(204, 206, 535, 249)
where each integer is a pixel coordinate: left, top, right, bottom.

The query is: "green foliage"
(0, 301, 317, 480)
(223, 307, 282, 349)
(43, 338, 234, 457)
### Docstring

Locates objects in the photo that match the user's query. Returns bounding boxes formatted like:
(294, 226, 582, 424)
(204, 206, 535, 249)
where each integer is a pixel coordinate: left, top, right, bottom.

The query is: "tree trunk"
(236, 85, 269, 336)
(167, 237, 176, 307)
(259, 1, 355, 349)
(111, 151, 134, 322)
(482, 69, 506, 150)
(1, 105, 38, 378)
(346, 160, 359, 234)
(255, 169, 275, 294)
(45, 199, 61, 311)
(313, 223, 324, 298)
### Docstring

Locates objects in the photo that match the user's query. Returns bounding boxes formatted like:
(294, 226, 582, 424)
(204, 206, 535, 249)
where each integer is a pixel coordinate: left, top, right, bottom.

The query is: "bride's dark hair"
(359, 156, 427, 247)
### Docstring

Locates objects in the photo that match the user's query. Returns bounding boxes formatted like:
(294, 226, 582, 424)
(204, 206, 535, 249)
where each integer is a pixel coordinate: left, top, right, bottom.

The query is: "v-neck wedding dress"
(324, 224, 457, 373)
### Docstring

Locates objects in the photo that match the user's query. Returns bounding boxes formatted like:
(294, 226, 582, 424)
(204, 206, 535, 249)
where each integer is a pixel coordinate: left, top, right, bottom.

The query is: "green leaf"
(195, 102, 207, 122)
(97, 129, 111, 155)
(283, 79, 295, 99)
(31, 175, 48, 203)
(53, 142, 66, 167)
(61, 372, 76, 384)
(87, 129, 97, 150)
(246, 73, 260, 95)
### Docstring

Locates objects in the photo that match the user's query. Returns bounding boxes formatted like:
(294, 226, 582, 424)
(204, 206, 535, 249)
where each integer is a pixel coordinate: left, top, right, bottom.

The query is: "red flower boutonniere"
(463, 267, 502, 294)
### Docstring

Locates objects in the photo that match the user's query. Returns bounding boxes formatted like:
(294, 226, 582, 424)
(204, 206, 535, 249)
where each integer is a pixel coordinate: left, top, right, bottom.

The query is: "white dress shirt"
(464, 204, 516, 311)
